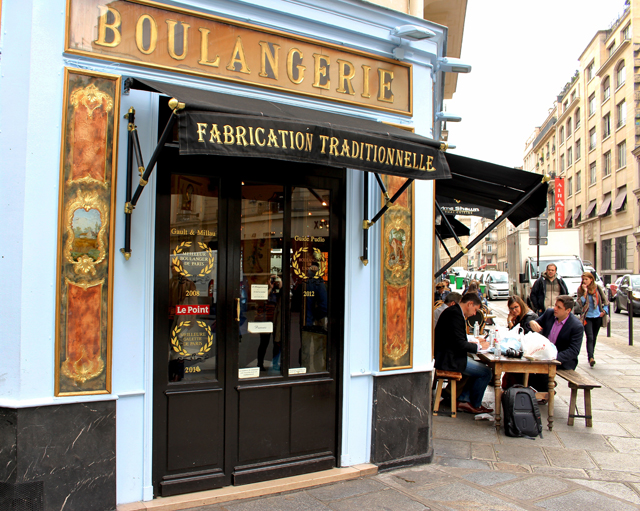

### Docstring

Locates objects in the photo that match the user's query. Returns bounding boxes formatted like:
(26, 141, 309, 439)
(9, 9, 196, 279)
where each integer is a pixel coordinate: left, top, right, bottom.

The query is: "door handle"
(236, 298, 240, 322)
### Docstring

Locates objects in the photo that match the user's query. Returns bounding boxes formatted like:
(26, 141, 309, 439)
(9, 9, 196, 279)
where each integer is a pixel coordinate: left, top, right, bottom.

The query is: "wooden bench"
(433, 370, 463, 418)
(557, 369, 601, 427)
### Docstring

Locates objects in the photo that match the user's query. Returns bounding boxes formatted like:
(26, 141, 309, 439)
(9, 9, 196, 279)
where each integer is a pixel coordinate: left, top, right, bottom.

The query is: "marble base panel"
(371, 371, 433, 469)
(0, 400, 116, 511)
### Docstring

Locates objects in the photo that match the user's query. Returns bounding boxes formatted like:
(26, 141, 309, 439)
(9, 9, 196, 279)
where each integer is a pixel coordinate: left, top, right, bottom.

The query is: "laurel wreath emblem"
(171, 241, 215, 278)
(170, 320, 214, 357)
(292, 247, 326, 280)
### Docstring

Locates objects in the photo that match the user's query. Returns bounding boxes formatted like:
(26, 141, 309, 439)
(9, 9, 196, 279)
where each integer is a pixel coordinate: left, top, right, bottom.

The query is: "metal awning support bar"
(360, 171, 369, 265)
(435, 201, 463, 247)
(435, 229, 452, 258)
(120, 107, 135, 260)
(363, 177, 414, 231)
(130, 98, 184, 207)
(435, 175, 551, 278)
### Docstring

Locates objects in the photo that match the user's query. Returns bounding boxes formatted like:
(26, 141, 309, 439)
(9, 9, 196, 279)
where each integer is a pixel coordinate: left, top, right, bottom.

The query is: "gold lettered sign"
(55, 68, 120, 395)
(65, 0, 412, 115)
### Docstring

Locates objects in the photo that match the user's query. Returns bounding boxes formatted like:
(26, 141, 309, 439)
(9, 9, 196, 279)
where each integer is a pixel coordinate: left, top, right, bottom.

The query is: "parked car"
(608, 276, 624, 301)
(484, 271, 509, 300)
(614, 275, 640, 316)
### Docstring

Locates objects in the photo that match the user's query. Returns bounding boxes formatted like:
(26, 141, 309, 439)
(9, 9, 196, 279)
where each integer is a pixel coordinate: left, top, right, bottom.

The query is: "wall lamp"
(435, 112, 462, 123)
(390, 24, 436, 41)
(436, 57, 472, 74)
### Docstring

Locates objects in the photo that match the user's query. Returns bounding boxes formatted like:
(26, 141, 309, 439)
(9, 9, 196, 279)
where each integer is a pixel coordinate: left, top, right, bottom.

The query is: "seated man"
(529, 295, 584, 370)
(434, 292, 462, 326)
(435, 293, 493, 414)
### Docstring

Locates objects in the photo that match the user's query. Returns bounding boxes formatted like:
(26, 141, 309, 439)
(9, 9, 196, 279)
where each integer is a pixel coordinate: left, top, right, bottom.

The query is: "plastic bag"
(522, 331, 558, 361)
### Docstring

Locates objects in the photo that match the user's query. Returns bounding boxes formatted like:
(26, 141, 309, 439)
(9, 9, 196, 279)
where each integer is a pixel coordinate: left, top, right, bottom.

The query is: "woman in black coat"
(506, 295, 538, 333)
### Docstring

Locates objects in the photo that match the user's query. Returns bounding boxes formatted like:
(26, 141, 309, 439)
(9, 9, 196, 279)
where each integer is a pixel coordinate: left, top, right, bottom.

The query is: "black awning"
(435, 153, 548, 227)
(131, 78, 450, 181)
(437, 215, 470, 239)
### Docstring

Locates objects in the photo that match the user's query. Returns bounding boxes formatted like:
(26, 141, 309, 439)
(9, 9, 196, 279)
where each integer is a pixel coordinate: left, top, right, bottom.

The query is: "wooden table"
(476, 353, 561, 431)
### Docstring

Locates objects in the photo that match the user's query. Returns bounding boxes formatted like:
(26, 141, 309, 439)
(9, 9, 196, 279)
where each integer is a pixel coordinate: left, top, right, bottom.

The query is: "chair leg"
(567, 387, 577, 426)
(451, 380, 457, 418)
(584, 389, 593, 427)
(433, 380, 443, 415)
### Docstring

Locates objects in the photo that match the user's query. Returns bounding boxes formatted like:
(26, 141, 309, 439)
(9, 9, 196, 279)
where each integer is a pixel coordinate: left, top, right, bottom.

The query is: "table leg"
(494, 365, 502, 431)
(547, 373, 555, 431)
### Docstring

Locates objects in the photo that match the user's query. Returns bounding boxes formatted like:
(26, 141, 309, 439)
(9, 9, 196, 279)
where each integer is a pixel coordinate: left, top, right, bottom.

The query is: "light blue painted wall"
(0, 0, 444, 504)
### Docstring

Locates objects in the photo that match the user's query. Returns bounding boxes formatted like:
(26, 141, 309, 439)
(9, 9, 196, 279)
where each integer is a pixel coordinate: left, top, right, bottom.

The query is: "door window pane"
(289, 187, 330, 374)
(169, 176, 218, 382)
(238, 183, 285, 376)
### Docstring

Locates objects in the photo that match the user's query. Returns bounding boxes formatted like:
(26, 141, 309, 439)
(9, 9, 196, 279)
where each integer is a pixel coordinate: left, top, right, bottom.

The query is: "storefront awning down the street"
(434, 153, 550, 277)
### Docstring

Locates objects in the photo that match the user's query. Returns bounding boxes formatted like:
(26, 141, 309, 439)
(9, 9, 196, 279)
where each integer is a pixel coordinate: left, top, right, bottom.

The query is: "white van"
(485, 271, 509, 300)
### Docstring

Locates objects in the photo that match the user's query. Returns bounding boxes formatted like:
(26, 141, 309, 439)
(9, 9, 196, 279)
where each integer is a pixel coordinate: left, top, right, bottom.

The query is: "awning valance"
(613, 189, 627, 211)
(436, 198, 496, 220)
(131, 78, 451, 181)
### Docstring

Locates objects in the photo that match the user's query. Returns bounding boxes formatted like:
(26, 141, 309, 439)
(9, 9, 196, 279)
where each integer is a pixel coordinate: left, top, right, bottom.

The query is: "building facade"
(524, 2, 640, 284)
(0, 1, 474, 509)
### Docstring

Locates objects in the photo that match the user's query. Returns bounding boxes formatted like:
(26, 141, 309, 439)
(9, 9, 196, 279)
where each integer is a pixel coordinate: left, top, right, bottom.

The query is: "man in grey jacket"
(530, 264, 569, 315)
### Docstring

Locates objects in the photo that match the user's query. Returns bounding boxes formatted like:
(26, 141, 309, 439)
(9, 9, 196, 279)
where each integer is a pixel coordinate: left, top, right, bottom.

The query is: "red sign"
(176, 304, 210, 315)
(554, 177, 565, 228)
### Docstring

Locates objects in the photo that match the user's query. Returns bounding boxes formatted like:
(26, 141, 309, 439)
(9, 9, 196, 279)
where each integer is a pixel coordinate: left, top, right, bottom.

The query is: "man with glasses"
(530, 263, 569, 315)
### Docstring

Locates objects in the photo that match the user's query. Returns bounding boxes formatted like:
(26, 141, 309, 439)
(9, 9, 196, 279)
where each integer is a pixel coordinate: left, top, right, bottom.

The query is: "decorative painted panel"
(379, 176, 414, 370)
(55, 68, 120, 395)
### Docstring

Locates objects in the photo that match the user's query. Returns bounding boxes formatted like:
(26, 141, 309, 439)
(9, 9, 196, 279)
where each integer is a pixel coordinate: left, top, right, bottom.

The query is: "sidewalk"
(127, 330, 640, 511)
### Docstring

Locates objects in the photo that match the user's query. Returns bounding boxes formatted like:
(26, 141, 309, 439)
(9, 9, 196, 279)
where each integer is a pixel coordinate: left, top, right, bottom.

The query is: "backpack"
(501, 385, 543, 439)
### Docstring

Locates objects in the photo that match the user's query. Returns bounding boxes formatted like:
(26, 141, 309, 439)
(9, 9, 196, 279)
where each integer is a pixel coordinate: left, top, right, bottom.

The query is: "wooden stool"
(433, 370, 463, 418)
(557, 369, 601, 427)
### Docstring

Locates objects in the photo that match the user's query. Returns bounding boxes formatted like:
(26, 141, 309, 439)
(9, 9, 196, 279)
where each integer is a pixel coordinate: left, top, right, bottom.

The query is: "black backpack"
(501, 385, 543, 439)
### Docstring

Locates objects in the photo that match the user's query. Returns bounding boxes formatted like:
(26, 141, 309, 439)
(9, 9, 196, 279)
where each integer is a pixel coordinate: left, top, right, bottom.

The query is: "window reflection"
(289, 187, 330, 374)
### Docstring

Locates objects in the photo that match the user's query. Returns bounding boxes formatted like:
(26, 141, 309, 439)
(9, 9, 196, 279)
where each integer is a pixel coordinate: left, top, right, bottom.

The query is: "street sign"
(529, 237, 548, 245)
(528, 219, 548, 240)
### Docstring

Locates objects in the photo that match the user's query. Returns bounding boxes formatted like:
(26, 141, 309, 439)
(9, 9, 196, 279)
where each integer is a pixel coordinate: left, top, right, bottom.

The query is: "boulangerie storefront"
(0, 0, 496, 509)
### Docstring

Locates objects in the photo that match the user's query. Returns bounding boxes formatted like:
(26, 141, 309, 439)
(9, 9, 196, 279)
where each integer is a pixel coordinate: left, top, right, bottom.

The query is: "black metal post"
(360, 172, 369, 265)
(435, 176, 550, 278)
(121, 107, 135, 260)
(629, 289, 634, 346)
(435, 229, 452, 258)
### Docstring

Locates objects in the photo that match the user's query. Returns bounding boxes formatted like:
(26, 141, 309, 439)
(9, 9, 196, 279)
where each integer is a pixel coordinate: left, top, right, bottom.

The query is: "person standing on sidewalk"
(577, 271, 609, 368)
(530, 263, 569, 315)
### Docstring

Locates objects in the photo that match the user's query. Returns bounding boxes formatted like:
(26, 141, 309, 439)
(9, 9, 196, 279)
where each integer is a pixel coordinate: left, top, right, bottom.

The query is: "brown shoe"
(477, 405, 494, 414)
(589, 358, 596, 367)
(457, 401, 482, 414)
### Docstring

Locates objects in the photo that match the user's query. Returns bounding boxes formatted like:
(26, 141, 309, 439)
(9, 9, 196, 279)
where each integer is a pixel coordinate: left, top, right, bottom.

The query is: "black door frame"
(151, 144, 346, 496)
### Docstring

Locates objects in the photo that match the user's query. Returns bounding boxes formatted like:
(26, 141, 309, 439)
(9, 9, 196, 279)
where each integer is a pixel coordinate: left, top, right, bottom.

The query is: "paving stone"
(496, 430, 563, 448)
(620, 422, 640, 437)
(471, 442, 496, 461)
(416, 482, 527, 510)
(491, 462, 531, 473)
(554, 431, 613, 452)
(460, 471, 518, 486)
(327, 488, 429, 511)
(606, 435, 640, 454)
(568, 479, 640, 505)
(434, 457, 493, 470)
(433, 439, 472, 459)
(224, 492, 331, 511)
(585, 469, 640, 483)
(530, 466, 588, 479)
(543, 447, 596, 469)
(432, 417, 500, 443)
(535, 489, 638, 511)
(306, 478, 386, 502)
(589, 451, 640, 472)
(496, 475, 570, 500)
(551, 420, 631, 437)
(493, 444, 548, 465)
(376, 467, 456, 489)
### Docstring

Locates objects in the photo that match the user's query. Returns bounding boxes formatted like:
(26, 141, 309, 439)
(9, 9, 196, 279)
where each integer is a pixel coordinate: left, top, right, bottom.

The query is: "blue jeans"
(458, 358, 492, 408)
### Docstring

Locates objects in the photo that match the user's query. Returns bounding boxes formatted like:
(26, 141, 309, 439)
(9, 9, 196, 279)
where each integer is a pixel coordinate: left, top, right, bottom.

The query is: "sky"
(445, 0, 628, 168)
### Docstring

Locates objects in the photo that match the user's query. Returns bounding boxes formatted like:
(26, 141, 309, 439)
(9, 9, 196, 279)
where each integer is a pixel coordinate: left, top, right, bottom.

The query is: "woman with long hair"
(577, 271, 609, 367)
(506, 295, 538, 333)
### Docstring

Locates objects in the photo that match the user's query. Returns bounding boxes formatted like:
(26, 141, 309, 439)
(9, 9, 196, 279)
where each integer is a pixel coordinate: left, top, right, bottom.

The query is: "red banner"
(555, 177, 565, 228)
